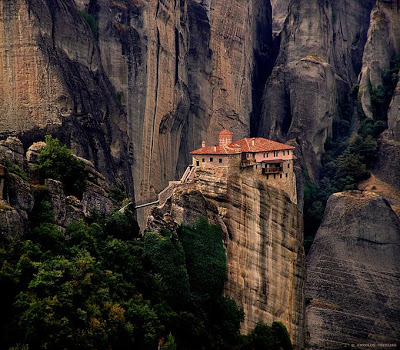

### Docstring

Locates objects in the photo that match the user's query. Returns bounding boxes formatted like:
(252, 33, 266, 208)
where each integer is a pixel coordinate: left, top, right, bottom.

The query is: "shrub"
(5, 160, 28, 181)
(81, 10, 98, 38)
(36, 135, 88, 198)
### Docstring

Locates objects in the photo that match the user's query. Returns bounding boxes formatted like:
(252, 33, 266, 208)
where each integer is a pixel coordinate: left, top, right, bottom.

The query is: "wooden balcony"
(264, 167, 282, 174)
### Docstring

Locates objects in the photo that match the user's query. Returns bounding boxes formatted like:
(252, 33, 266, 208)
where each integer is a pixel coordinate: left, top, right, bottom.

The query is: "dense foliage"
(303, 55, 400, 251)
(0, 201, 293, 349)
(1, 139, 294, 349)
(35, 135, 88, 199)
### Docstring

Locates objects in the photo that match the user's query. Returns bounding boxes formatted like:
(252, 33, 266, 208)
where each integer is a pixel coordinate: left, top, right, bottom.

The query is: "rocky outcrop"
(147, 166, 305, 347)
(0, 137, 117, 238)
(0, 0, 133, 193)
(270, 0, 289, 34)
(259, 0, 375, 179)
(359, 0, 400, 120)
(306, 191, 400, 348)
(147, 185, 225, 233)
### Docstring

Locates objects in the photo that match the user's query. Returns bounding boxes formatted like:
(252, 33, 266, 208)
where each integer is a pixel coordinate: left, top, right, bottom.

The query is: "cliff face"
(147, 168, 305, 348)
(86, 0, 272, 204)
(359, 0, 400, 120)
(306, 191, 400, 348)
(259, 0, 375, 179)
(0, 0, 133, 193)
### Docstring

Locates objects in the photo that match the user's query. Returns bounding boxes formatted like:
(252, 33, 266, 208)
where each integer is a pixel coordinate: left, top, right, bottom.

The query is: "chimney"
(252, 138, 255, 146)
(202, 141, 206, 148)
(218, 129, 233, 146)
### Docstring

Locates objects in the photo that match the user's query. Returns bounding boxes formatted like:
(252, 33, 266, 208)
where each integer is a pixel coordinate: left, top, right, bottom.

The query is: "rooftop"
(191, 135, 295, 155)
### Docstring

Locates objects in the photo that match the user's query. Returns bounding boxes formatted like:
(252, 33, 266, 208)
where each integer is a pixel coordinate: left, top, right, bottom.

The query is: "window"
(210, 157, 213, 162)
(283, 151, 285, 156)
(266, 175, 269, 179)
(196, 161, 199, 166)
(286, 173, 288, 178)
(202, 158, 205, 162)
(280, 174, 282, 179)
(274, 151, 279, 157)
(219, 159, 223, 163)
(288, 163, 290, 168)
(274, 174, 276, 179)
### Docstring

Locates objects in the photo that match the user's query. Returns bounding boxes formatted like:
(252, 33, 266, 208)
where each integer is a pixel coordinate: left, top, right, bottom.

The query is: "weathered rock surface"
(90, 0, 272, 205)
(0, 205, 29, 239)
(359, 0, 400, 119)
(270, 0, 289, 34)
(0, 0, 133, 193)
(147, 167, 305, 348)
(147, 185, 225, 234)
(306, 191, 400, 348)
(0, 138, 118, 237)
(259, 0, 375, 179)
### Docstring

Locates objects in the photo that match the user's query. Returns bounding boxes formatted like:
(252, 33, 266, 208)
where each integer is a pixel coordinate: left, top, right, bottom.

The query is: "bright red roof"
(191, 137, 295, 155)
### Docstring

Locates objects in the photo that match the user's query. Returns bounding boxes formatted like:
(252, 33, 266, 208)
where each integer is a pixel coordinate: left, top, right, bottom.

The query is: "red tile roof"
(231, 138, 295, 152)
(191, 137, 295, 155)
(190, 145, 241, 155)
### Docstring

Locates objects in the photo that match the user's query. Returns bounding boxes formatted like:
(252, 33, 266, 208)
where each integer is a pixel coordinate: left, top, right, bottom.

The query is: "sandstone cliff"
(306, 191, 400, 348)
(147, 167, 305, 348)
(357, 0, 400, 193)
(259, 0, 375, 179)
(0, 0, 133, 193)
(81, 0, 272, 205)
(359, 0, 400, 120)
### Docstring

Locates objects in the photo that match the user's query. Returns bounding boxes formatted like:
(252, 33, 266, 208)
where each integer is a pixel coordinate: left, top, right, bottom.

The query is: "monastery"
(184, 129, 297, 203)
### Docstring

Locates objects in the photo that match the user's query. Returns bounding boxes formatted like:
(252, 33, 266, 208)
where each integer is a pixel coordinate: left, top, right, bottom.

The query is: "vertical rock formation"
(94, 0, 190, 203)
(148, 167, 305, 347)
(306, 191, 400, 348)
(359, 0, 400, 119)
(90, 0, 272, 205)
(356, 0, 400, 193)
(0, 0, 133, 193)
(259, 0, 375, 179)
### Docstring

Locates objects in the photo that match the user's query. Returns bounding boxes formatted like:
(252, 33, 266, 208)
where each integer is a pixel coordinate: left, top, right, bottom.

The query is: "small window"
(202, 158, 205, 162)
(196, 161, 199, 166)
(274, 151, 279, 157)
(286, 173, 288, 178)
(280, 174, 282, 179)
(274, 174, 276, 179)
(283, 151, 285, 156)
(288, 163, 290, 168)
(266, 175, 269, 179)
(210, 157, 213, 162)
(219, 159, 223, 163)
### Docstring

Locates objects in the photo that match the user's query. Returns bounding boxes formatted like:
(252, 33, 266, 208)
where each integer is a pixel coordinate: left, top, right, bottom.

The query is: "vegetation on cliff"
(0, 138, 293, 350)
(0, 208, 292, 349)
(35, 135, 88, 199)
(303, 54, 399, 250)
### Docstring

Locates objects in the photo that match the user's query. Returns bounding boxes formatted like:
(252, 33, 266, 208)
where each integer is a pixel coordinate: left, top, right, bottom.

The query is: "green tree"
(36, 135, 88, 198)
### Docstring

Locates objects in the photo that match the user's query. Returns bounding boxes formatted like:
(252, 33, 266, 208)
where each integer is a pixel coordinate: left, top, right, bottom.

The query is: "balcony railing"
(264, 167, 282, 174)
